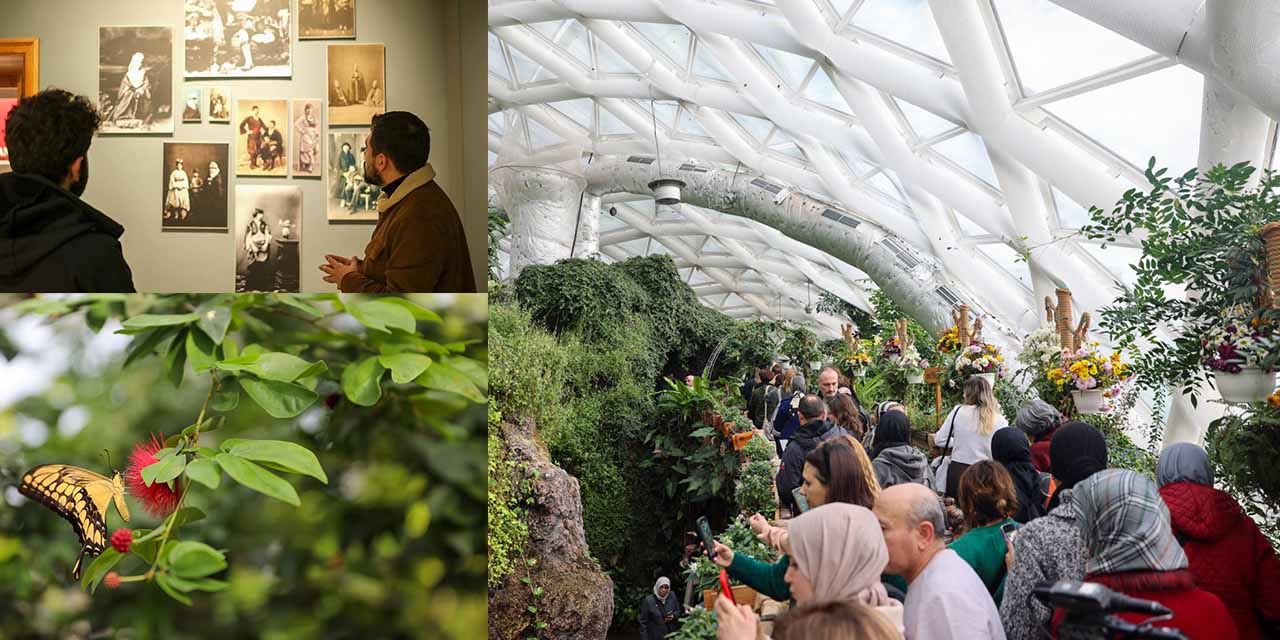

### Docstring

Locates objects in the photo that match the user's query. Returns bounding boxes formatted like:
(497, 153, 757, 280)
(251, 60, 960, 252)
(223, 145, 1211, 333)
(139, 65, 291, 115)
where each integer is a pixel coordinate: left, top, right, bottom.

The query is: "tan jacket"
(339, 163, 476, 292)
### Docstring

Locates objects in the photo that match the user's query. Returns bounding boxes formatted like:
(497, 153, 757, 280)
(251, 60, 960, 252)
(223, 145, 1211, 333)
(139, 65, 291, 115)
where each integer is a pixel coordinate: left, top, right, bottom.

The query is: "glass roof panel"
(731, 112, 776, 144)
(594, 34, 635, 73)
(691, 40, 734, 82)
(931, 131, 1000, 189)
(548, 98, 595, 130)
(632, 23, 693, 68)
(1051, 185, 1093, 229)
(803, 65, 854, 116)
(489, 32, 510, 82)
(751, 43, 817, 89)
(895, 97, 956, 138)
(850, 0, 952, 63)
(976, 242, 1033, 289)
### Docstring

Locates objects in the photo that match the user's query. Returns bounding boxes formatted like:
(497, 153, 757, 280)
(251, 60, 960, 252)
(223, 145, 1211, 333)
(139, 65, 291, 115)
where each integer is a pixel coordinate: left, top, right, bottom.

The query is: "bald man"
(876, 483, 1006, 640)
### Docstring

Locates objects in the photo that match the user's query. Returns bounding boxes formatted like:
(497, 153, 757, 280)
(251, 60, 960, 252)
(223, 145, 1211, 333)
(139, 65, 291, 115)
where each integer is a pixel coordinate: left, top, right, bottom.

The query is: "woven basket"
(1259, 222, 1280, 308)
(1055, 288, 1075, 353)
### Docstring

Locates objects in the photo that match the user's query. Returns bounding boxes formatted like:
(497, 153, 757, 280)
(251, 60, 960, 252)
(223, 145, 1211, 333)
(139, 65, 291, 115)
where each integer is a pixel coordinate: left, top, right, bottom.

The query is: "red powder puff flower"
(110, 528, 132, 553)
(125, 434, 183, 518)
(103, 572, 121, 589)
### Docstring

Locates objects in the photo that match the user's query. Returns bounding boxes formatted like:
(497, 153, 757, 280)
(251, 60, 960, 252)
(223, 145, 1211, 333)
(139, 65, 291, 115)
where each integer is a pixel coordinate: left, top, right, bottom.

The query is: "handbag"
(930, 408, 958, 491)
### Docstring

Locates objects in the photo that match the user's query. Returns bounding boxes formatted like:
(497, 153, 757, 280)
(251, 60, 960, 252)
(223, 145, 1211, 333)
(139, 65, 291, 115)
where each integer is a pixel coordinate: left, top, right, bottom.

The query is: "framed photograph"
(235, 185, 302, 292)
(291, 98, 322, 178)
(299, 0, 355, 39)
(326, 130, 379, 223)
(207, 87, 230, 122)
(182, 88, 203, 122)
(99, 26, 174, 134)
(162, 142, 229, 232)
(327, 43, 383, 126)
(0, 97, 17, 171)
(234, 98, 289, 177)
(185, 0, 292, 78)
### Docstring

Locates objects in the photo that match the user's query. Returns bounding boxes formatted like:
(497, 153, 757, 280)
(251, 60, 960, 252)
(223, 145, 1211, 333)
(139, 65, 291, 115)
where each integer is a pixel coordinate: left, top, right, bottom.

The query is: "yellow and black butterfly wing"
(18, 464, 112, 580)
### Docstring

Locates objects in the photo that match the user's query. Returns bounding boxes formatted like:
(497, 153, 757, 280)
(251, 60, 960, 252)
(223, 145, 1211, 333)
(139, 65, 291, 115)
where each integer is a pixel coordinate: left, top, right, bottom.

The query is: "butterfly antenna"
(102, 449, 114, 473)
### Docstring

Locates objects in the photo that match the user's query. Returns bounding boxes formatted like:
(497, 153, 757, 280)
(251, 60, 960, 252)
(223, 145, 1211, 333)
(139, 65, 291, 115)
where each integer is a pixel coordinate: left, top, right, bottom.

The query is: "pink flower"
(125, 435, 184, 518)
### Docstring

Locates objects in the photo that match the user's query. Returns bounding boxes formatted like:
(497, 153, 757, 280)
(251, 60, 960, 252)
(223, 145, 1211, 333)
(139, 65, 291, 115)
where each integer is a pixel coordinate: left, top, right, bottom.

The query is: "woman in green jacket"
(948, 460, 1018, 604)
(711, 436, 901, 599)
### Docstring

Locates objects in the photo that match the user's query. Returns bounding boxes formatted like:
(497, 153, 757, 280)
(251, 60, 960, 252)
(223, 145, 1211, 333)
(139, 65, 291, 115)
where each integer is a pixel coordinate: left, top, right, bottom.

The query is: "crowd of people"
(649, 366, 1280, 640)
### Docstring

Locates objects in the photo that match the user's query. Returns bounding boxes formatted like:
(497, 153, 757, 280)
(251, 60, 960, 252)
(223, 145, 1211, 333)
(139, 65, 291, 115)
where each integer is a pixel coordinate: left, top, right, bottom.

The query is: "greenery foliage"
(0, 294, 487, 639)
(734, 459, 777, 519)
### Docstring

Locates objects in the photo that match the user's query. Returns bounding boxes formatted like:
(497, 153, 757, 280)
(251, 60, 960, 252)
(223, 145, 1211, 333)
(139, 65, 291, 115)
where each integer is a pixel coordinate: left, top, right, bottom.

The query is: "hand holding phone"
(696, 516, 736, 605)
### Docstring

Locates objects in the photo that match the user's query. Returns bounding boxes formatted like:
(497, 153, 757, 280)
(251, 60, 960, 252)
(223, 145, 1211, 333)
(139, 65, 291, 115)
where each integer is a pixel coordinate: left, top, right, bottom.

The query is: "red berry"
(111, 529, 132, 553)
(103, 572, 121, 589)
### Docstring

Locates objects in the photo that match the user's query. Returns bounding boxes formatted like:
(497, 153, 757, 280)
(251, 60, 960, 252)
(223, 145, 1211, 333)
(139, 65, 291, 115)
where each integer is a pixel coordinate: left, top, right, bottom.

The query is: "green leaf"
(123, 326, 178, 369)
(378, 353, 432, 385)
(155, 573, 194, 605)
(185, 458, 221, 489)
(216, 352, 327, 383)
(172, 507, 207, 527)
(416, 360, 484, 403)
(81, 548, 122, 593)
(342, 356, 386, 406)
(348, 298, 417, 334)
(374, 297, 442, 322)
(132, 538, 176, 565)
(273, 294, 325, 317)
(211, 379, 240, 412)
(120, 313, 200, 332)
(215, 453, 301, 506)
(445, 356, 487, 392)
(194, 305, 232, 344)
(165, 329, 188, 388)
(186, 329, 218, 373)
(239, 377, 318, 419)
(689, 427, 716, 438)
(142, 454, 186, 487)
(165, 575, 230, 593)
(221, 439, 328, 484)
(167, 541, 227, 579)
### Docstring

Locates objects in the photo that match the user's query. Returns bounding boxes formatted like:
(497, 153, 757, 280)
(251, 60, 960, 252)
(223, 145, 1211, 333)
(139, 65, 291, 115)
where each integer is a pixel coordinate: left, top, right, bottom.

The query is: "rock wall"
(489, 417, 614, 640)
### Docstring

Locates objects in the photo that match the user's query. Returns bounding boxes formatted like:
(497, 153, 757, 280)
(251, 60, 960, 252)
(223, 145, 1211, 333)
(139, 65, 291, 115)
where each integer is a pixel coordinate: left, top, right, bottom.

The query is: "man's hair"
(907, 489, 947, 542)
(368, 111, 430, 174)
(774, 601, 900, 640)
(798, 394, 825, 420)
(253, 105, 260, 110)
(5, 89, 102, 183)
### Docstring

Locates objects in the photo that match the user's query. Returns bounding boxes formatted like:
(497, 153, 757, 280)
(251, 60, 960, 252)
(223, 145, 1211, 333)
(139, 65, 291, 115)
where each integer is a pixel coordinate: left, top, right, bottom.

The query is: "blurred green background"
(0, 294, 487, 640)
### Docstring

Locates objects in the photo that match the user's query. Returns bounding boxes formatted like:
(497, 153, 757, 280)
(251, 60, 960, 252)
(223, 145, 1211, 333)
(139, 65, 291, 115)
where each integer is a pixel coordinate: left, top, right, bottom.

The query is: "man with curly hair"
(0, 89, 135, 292)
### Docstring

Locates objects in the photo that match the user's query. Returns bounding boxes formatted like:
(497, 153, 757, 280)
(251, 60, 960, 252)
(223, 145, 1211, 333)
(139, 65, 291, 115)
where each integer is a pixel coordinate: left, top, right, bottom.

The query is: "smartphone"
(1000, 521, 1018, 544)
(695, 516, 736, 605)
(792, 487, 810, 513)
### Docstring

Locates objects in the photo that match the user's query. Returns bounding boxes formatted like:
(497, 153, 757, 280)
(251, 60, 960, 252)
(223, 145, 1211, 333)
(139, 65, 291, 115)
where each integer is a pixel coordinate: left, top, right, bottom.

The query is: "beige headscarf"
(788, 503, 891, 606)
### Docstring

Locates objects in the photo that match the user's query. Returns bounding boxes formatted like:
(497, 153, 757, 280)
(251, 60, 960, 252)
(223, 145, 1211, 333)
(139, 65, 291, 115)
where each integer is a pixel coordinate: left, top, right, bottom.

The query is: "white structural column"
(1164, 0, 1275, 445)
(576, 194, 602, 257)
(489, 165, 587, 277)
(1051, 0, 1280, 121)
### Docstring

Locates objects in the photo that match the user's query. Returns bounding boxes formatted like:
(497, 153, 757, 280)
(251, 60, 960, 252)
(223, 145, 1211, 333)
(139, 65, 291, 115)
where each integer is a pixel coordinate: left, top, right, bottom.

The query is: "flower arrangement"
(1201, 308, 1276, 374)
(1052, 342, 1131, 392)
(953, 341, 1006, 378)
(846, 344, 872, 377)
(897, 343, 929, 374)
(1018, 327, 1063, 372)
(881, 336, 903, 360)
(937, 327, 961, 354)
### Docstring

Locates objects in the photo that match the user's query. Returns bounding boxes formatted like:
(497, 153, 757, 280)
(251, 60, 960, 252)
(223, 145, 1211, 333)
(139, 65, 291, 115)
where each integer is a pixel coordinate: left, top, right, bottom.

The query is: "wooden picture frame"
(0, 38, 39, 98)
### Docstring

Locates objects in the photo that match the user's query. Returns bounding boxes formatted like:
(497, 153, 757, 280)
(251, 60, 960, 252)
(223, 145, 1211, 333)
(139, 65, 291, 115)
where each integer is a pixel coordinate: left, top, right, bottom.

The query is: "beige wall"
(0, 0, 485, 292)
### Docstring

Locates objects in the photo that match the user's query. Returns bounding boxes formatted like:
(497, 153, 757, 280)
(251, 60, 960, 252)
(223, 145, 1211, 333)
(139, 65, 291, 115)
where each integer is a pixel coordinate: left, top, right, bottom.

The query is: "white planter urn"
(906, 370, 925, 384)
(1071, 389, 1106, 414)
(1214, 367, 1276, 404)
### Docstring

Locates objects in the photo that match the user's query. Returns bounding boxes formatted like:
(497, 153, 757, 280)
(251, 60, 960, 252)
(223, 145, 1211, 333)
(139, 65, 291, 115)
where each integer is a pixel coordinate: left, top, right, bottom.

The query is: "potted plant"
(898, 344, 929, 384)
(1202, 309, 1277, 403)
(954, 341, 1006, 387)
(1052, 342, 1132, 414)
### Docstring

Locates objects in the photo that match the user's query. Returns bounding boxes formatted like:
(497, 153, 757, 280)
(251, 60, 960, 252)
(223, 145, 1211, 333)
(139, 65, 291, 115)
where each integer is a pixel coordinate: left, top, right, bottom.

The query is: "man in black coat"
(638, 576, 681, 640)
(0, 89, 134, 292)
(776, 395, 850, 513)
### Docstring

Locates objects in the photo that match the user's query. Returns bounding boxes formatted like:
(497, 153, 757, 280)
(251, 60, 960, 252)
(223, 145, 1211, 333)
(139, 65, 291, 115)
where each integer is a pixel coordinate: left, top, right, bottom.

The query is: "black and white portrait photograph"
(299, 0, 355, 39)
(292, 98, 322, 178)
(325, 131, 379, 223)
(99, 26, 174, 134)
(327, 43, 384, 126)
(235, 98, 289, 177)
(182, 88, 203, 122)
(207, 86, 231, 122)
(235, 185, 302, 292)
(185, 0, 292, 78)
(163, 142, 229, 232)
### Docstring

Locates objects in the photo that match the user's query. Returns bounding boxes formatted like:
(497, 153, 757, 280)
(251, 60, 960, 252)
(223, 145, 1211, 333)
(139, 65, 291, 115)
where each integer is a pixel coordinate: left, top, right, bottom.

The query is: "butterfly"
(19, 464, 131, 580)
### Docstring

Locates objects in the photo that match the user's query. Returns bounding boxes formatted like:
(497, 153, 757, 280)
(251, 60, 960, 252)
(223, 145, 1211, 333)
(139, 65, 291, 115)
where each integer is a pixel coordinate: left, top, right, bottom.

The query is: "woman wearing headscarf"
(1014, 399, 1062, 472)
(991, 427, 1047, 523)
(110, 52, 153, 126)
(1157, 443, 1280, 640)
(1000, 421, 1106, 640)
(1058, 469, 1237, 640)
(870, 412, 933, 490)
(714, 503, 905, 639)
(637, 576, 682, 640)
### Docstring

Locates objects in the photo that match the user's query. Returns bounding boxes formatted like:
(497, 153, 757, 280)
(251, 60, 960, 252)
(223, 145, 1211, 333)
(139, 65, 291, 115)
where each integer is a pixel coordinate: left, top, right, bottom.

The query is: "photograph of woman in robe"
(100, 26, 173, 134)
(235, 186, 302, 292)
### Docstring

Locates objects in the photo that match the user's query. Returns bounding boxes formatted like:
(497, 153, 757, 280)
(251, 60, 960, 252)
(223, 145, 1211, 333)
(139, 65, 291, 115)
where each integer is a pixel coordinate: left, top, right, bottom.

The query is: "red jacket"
(1029, 429, 1054, 473)
(1053, 570, 1237, 640)
(1160, 481, 1280, 640)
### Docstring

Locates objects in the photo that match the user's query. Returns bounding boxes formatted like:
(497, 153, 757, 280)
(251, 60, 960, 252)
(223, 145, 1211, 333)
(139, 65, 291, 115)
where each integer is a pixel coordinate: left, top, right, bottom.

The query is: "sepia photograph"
(298, 0, 355, 39)
(234, 185, 302, 292)
(182, 88, 202, 122)
(207, 86, 230, 122)
(234, 98, 289, 177)
(291, 98, 322, 178)
(162, 142, 229, 232)
(98, 26, 174, 134)
(327, 43, 384, 126)
(325, 130, 379, 223)
(184, 0, 292, 78)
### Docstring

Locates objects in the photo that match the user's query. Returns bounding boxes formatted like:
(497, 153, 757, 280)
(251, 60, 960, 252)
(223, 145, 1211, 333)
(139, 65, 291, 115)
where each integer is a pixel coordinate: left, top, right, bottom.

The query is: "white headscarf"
(652, 576, 671, 600)
(126, 52, 146, 87)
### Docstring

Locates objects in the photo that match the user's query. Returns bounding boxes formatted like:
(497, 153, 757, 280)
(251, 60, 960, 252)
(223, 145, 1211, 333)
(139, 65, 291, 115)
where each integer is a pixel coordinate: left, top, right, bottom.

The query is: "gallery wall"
(0, 0, 484, 292)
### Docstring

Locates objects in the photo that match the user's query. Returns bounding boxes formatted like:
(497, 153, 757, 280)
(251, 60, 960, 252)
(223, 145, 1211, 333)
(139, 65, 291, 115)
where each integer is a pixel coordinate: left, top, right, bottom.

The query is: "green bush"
(735, 460, 777, 518)
(487, 408, 528, 588)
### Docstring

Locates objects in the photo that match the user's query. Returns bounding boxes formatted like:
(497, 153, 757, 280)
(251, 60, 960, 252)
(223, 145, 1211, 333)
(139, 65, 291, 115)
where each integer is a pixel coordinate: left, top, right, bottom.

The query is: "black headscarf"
(871, 411, 911, 459)
(991, 427, 1046, 523)
(1046, 421, 1109, 510)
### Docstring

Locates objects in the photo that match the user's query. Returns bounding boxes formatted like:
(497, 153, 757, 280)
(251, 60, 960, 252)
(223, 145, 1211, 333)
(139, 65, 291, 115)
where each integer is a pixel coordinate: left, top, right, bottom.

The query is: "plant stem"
(144, 374, 216, 581)
(117, 574, 149, 583)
